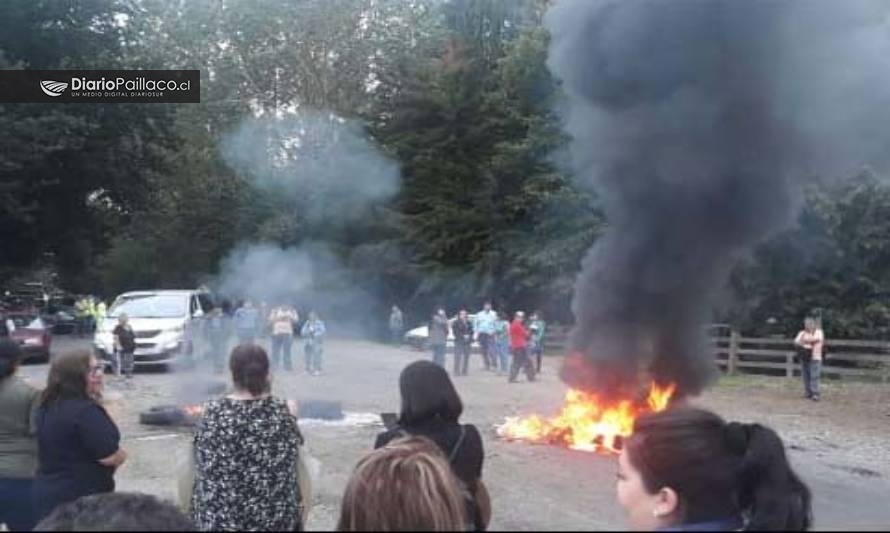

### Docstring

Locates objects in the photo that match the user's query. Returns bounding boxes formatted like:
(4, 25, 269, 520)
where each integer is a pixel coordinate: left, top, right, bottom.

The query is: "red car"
(2, 313, 52, 362)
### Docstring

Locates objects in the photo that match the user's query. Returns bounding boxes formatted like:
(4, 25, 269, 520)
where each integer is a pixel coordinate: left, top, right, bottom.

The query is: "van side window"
(198, 294, 213, 314)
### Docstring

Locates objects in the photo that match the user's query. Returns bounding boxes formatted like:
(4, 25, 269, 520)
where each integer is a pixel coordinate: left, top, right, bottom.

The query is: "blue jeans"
(271, 334, 294, 370)
(305, 343, 323, 373)
(802, 359, 822, 398)
(0, 477, 36, 531)
(496, 339, 510, 372)
(431, 344, 446, 367)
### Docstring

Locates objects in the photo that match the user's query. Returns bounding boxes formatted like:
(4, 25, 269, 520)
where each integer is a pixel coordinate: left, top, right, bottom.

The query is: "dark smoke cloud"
(546, 0, 890, 397)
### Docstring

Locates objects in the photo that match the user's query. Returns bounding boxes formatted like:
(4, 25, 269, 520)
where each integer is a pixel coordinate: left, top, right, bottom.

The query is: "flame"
(497, 382, 676, 454)
(647, 382, 676, 412)
(182, 405, 204, 418)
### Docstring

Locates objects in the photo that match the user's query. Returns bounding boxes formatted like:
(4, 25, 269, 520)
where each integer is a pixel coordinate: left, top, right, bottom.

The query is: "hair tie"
(724, 422, 750, 456)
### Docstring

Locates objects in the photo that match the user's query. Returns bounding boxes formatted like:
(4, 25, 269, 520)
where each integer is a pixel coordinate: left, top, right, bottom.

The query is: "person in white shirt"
(268, 304, 299, 372)
(793, 317, 825, 402)
(473, 302, 498, 372)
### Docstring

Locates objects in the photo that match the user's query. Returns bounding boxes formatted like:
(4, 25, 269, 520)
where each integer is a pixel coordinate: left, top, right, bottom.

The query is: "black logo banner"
(0, 70, 200, 103)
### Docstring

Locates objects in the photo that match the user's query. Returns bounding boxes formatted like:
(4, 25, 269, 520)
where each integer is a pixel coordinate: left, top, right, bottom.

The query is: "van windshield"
(108, 294, 188, 319)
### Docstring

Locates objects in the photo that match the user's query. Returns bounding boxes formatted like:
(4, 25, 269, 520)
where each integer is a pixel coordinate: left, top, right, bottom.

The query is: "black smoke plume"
(545, 0, 890, 397)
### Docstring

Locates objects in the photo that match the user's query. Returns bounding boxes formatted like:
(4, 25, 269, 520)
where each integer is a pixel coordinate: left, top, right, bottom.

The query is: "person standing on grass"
(112, 314, 136, 381)
(794, 317, 825, 402)
(473, 302, 498, 371)
(452, 310, 474, 377)
(0, 340, 41, 531)
(33, 351, 127, 524)
(301, 311, 327, 376)
(389, 305, 404, 346)
(429, 308, 449, 368)
(508, 311, 535, 383)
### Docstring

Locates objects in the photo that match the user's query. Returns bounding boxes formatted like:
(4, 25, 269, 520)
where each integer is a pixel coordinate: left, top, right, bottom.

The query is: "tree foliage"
(728, 172, 890, 339)
(2, 0, 888, 336)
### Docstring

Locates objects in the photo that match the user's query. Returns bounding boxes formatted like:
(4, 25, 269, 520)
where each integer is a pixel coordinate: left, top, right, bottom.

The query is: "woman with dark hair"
(375, 360, 489, 531)
(191, 344, 304, 531)
(0, 339, 41, 530)
(32, 351, 126, 523)
(617, 407, 812, 531)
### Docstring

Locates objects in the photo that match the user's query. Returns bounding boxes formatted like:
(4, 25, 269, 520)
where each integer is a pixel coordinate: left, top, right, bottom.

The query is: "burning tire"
(296, 400, 343, 420)
(139, 405, 189, 426)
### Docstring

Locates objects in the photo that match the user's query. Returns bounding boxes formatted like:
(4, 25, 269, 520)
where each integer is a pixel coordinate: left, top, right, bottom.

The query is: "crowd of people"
(106, 299, 328, 379)
(0, 334, 815, 532)
(405, 302, 547, 383)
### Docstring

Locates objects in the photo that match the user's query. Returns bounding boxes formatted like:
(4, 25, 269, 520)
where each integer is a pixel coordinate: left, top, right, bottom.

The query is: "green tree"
(728, 172, 890, 339)
(372, 3, 602, 318)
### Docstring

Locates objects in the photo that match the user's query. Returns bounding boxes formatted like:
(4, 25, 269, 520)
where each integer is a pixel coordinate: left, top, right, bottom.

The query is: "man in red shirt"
(508, 311, 536, 383)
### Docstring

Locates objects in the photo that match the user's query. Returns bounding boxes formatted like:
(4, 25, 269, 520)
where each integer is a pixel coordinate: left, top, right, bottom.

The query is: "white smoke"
(220, 110, 400, 227)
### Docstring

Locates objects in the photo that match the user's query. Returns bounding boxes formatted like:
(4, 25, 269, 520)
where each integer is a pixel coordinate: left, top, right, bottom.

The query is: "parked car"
(2, 312, 52, 362)
(44, 308, 79, 335)
(403, 314, 480, 351)
(93, 289, 212, 369)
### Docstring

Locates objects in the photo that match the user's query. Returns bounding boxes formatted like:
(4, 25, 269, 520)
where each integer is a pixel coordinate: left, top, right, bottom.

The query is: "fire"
(647, 382, 676, 412)
(497, 382, 676, 454)
(183, 405, 204, 418)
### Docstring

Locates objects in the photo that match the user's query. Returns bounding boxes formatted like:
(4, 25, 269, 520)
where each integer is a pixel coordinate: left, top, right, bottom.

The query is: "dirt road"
(19, 336, 890, 530)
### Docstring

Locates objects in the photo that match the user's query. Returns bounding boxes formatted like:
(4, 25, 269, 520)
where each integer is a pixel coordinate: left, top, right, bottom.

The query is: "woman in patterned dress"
(191, 344, 303, 531)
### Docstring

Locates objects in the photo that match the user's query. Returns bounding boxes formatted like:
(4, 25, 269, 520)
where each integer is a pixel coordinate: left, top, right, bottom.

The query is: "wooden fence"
(544, 327, 890, 382)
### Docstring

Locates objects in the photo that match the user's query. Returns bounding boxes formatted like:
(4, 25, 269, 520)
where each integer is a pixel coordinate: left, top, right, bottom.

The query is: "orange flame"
(647, 383, 676, 412)
(497, 382, 676, 454)
(183, 405, 204, 418)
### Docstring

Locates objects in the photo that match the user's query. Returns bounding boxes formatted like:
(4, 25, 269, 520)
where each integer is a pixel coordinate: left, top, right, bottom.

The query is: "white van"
(94, 290, 213, 368)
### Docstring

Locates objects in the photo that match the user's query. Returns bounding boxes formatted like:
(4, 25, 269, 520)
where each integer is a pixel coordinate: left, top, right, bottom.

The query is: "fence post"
(727, 330, 739, 375)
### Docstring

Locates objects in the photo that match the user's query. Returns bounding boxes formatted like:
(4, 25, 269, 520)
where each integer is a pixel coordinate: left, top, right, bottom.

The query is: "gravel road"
(18, 336, 890, 531)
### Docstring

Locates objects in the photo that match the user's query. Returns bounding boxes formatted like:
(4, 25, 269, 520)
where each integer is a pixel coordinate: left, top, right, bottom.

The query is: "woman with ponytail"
(616, 407, 812, 531)
(191, 344, 305, 530)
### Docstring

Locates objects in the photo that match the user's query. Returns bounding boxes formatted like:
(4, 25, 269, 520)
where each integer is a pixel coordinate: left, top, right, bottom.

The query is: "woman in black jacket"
(375, 360, 489, 531)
